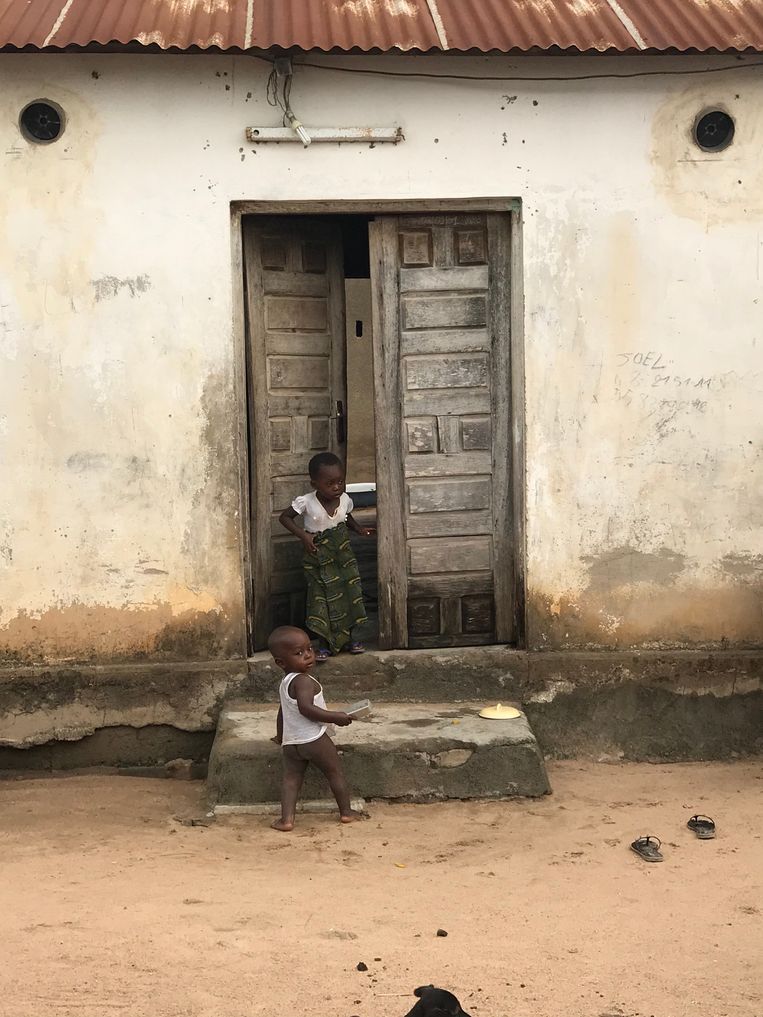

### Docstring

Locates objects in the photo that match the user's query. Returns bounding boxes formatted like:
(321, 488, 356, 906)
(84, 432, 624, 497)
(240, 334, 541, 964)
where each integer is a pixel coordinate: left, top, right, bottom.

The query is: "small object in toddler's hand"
(345, 699, 372, 719)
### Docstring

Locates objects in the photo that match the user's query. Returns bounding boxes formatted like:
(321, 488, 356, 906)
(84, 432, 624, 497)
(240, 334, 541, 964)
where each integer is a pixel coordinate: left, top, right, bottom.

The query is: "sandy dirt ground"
(1, 760, 761, 1017)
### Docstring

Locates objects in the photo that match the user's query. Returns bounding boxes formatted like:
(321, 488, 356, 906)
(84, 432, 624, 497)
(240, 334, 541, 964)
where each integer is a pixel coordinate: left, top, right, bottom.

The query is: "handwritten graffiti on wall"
(607, 350, 757, 441)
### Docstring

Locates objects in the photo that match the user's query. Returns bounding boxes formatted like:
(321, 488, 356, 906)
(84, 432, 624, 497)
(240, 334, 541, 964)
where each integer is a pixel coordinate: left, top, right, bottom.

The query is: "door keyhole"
(355, 319, 363, 338)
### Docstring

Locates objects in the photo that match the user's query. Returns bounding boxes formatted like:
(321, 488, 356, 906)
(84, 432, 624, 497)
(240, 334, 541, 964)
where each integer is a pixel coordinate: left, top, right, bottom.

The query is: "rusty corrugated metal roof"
(615, 0, 763, 52)
(434, 0, 636, 54)
(1, 0, 763, 53)
(0, 0, 247, 50)
(250, 1, 441, 53)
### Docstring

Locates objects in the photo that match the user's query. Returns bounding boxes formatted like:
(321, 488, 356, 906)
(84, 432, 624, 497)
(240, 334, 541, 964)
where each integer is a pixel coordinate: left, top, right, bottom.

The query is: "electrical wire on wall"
(266, 59, 311, 145)
(253, 53, 763, 84)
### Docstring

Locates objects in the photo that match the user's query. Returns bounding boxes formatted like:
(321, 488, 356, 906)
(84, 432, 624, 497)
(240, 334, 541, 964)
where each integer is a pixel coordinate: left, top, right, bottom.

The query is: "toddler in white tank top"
(268, 625, 367, 832)
(278, 671, 328, 745)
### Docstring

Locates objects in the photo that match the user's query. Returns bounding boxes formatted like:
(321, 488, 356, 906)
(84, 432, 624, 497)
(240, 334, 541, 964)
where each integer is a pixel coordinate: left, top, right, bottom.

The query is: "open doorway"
(242, 214, 379, 651)
(242, 206, 521, 654)
(340, 216, 379, 643)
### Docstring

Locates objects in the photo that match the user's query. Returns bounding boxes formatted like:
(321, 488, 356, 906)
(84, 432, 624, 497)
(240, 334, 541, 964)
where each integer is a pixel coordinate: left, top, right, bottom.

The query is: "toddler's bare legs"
(272, 746, 308, 832)
(300, 734, 365, 823)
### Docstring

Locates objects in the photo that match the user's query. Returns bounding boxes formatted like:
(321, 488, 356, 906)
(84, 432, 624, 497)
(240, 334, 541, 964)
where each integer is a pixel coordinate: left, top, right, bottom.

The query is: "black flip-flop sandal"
(687, 815, 716, 839)
(630, 836, 664, 862)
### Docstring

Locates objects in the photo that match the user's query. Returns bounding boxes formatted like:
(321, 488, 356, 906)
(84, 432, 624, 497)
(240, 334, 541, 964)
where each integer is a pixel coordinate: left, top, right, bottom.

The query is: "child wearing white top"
(268, 625, 365, 831)
(279, 453, 375, 660)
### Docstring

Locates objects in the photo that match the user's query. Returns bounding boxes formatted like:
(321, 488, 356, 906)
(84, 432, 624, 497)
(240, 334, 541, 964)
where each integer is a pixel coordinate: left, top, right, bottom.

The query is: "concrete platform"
(207, 701, 551, 808)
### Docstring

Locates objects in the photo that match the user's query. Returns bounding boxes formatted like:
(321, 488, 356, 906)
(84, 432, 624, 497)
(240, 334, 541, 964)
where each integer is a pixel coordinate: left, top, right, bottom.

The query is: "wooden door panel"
(266, 333, 332, 356)
(404, 390, 491, 416)
(245, 218, 345, 649)
(408, 573, 494, 597)
(406, 511, 492, 539)
(408, 536, 492, 575)
(371, 212, 512, 649)
(405, 353, 489, 391)
(262, 271, 327, 296)
(400, 265, 489, 291)
(408, 477, 491, 514)
(404, 452, 492, 478)
(401, 328, 489, 355)
(403, 415, 491, 455)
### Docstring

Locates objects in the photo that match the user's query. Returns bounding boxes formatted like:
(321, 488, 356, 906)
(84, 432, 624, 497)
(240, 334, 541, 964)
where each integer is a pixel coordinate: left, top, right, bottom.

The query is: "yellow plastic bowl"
(478, 703, 522, 720)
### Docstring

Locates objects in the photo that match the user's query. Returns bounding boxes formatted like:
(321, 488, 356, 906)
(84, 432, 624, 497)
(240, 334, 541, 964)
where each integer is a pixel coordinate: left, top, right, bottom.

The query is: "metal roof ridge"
(244, 0, 255, 51)
(604, 0, 648, 51)
(42, 0, 76, 48)
(424, 0, 449, 51)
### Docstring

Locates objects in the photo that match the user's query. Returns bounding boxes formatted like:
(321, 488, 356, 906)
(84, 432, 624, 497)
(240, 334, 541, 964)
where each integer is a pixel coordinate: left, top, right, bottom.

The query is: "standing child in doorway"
(279, 452, 375, 660)
(269, 625, 365, 831)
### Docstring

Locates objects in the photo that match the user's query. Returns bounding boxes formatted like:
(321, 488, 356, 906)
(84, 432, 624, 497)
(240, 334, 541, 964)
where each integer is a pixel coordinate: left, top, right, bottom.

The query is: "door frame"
(230, 198, 525, 655)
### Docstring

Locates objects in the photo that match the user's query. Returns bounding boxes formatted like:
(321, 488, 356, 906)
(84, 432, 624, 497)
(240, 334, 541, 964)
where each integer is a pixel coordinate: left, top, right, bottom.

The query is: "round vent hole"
(19, 101, 65, 144)
(693, 109, 735, 152)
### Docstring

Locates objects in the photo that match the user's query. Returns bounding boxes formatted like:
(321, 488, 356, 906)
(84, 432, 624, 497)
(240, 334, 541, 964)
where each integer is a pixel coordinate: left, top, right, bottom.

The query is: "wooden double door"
(244, 212, 515, 651)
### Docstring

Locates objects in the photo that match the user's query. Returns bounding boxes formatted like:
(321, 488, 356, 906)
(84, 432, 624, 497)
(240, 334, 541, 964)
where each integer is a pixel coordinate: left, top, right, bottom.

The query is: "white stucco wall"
(0, 51, 761, 661)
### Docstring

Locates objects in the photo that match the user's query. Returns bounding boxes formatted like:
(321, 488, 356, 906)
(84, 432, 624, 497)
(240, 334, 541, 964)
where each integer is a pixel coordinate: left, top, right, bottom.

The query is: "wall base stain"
(527, 582, 763, 650)
(0, 600, 244, 665)
(583, 545, 687, 588)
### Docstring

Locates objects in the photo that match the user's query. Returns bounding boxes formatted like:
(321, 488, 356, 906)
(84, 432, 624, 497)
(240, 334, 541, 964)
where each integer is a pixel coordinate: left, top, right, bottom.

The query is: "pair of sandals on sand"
(631, 815, 716, 862)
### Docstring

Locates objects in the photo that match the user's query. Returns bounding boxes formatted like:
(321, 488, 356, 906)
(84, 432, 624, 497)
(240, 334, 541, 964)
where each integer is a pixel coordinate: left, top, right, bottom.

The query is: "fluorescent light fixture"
(246, 126, 403, 144)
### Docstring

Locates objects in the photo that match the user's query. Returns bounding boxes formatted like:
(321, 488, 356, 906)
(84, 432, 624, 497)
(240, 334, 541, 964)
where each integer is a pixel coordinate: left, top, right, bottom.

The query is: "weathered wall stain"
(0, 599, 239, 665)
(718, 553, 763, 580)
(0, 82, 99, 325)
(0, 364, 249, 665)
(66, 452, 111, 472)
(651, 77, 763, 226)
(583, 545, 687, 589)
(91, 274, 151, 301)
(528, 582, 762, 650)
(181, 369, 244, 594)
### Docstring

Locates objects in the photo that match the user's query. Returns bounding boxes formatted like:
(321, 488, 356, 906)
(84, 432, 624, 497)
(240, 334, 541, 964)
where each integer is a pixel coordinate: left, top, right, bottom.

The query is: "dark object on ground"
(356, 962, 368, 972)
(630, 835, 663, 862)
(404, 985, 471, 1017)
(436, 928, 448, 937)
(687, 814, 716, 839)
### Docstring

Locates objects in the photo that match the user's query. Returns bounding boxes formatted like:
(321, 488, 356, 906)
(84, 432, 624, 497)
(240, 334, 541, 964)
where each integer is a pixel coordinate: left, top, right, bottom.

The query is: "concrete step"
(207, 701, 551, 808)
(244, 644, 528, 703)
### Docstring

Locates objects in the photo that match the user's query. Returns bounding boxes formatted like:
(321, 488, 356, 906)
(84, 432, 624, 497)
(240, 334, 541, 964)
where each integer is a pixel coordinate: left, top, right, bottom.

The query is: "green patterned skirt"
(303, 523, 367, 654)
